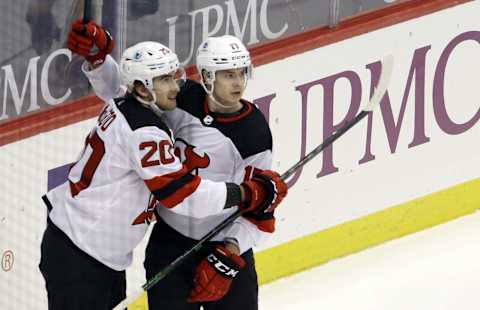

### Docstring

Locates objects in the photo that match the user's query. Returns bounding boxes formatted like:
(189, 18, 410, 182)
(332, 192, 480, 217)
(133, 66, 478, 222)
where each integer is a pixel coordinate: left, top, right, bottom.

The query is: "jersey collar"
(202, 97, 253, 124)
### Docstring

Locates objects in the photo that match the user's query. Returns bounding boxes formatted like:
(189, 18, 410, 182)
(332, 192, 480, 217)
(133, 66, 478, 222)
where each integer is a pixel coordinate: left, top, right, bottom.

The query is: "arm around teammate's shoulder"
(82, 55, 126, 101)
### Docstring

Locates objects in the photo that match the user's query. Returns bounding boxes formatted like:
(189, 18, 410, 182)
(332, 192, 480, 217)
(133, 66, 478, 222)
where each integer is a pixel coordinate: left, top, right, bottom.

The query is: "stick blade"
(364, 54, 394, 112)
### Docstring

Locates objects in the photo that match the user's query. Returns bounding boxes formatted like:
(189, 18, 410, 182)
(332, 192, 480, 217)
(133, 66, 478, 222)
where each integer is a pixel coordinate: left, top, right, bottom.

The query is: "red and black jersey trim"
(176, 80, 273, 159)
(146, 173, 201, 209)
(144, 162, 202, 209)
(143, 142, 211, 209)
(115, 95, 172, 138)
(151, 173, 196, 200)
(202, 97, 253, 123)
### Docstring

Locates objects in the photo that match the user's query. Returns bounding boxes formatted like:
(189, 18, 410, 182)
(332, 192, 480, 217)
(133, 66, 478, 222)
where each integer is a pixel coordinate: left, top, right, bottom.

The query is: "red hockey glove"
(67, 19, 114, 65)
(240, 170, 288, 214)
(243, 210, 276, 233)
(187, 245, 246, 303)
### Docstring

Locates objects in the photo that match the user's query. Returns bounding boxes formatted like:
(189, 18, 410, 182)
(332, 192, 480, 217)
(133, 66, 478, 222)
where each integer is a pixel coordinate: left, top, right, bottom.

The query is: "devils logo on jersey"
(174, 138, 210, 174)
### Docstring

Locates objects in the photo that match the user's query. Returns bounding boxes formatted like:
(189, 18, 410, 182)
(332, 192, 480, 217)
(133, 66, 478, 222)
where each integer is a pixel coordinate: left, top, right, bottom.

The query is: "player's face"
(152, 71, 180, 111)
(212, 68, 246, 107)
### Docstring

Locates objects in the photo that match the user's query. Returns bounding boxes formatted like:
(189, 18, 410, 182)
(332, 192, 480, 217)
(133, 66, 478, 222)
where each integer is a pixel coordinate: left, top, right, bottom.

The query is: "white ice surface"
(259, 212, 480, 310)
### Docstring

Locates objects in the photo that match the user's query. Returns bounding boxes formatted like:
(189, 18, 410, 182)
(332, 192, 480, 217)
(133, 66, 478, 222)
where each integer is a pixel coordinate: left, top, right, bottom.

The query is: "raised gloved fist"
(240, 170, 288, 214)
(187, 245, 246, 303)
(67, 19, 114, 65)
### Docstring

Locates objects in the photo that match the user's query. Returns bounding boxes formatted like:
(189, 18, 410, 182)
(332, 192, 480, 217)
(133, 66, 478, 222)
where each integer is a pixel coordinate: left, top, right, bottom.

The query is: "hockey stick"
(112, 55, 393, 310)
(83, 0, 92, 23)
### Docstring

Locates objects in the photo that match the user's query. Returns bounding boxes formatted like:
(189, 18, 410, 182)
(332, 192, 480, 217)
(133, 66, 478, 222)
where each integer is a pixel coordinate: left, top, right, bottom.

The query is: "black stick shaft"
(143, 209, 243, 291)
(83, 0, 91, 23)
(281, 110, 369, 180)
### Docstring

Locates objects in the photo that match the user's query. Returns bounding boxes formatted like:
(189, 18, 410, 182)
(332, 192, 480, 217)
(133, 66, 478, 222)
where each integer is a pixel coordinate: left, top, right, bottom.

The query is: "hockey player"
(39, 21, 287, 310)
(67, 20, 285, 310)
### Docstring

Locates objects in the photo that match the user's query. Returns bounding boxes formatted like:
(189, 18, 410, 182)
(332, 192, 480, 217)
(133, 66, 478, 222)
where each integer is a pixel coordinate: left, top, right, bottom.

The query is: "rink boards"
(251, 0, 480, 283)
(0, 0, 479, 309)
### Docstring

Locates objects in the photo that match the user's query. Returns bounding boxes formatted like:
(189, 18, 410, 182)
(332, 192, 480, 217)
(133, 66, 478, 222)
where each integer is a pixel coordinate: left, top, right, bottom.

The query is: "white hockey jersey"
(83, 56, 274, 253)
(45, 95, 228, 270)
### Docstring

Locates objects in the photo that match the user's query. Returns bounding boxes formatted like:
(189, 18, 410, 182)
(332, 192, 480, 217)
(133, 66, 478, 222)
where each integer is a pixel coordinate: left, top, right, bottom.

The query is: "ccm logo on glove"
(188, 245, 246, 303)
(207, 253, 240, 278)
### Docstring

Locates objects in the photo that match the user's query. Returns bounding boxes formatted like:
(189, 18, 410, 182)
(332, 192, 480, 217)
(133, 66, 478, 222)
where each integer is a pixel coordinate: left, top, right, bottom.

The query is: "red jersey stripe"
(144, 165, 190, 191)
(159, 176, 202, 209)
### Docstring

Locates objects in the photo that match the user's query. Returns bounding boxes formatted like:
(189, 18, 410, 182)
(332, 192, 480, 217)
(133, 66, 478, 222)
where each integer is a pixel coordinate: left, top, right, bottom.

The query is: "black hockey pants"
(39, 217, 126, 310)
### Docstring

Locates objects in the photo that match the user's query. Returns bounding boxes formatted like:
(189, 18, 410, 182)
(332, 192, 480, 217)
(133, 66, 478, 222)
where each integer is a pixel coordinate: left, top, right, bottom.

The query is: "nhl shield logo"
(203, 115, 214, 125)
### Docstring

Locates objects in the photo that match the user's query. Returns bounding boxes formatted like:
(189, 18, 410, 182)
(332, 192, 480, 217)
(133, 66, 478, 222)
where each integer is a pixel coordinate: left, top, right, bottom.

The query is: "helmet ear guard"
(199, 69, 215, 93)
(204, 70, 214, 82)
(174, 67, 187, 88)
